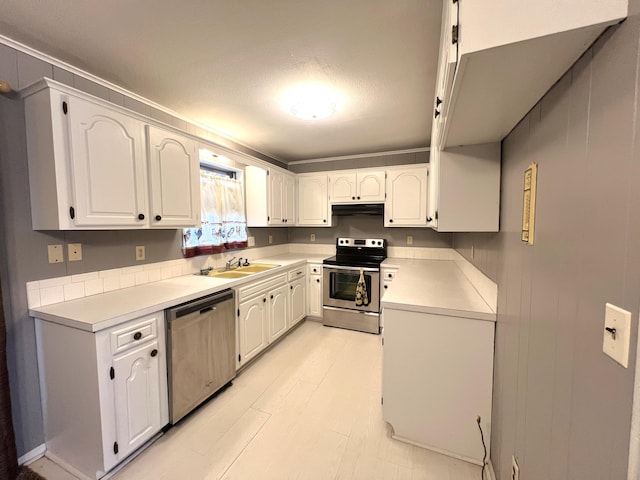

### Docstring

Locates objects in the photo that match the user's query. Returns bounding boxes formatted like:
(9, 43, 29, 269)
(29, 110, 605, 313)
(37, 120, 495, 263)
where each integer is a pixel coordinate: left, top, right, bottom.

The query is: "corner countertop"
(29, 254, 327, 333)
(381, 258, 496, 322)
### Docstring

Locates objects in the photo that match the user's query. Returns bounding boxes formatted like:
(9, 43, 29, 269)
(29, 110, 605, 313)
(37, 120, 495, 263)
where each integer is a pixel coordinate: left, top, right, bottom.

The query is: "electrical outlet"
(406, 235, 413, 245)
(310, 234, 316, 242)
(135, 245, 146, 261)
(603, 303, 631, 368)
(511, 455, 520, 480)
(68, 243, 82, 261)
(268, 235, 273, 244)
(47, 244, 63, 263)
(248, 236, 256, 247)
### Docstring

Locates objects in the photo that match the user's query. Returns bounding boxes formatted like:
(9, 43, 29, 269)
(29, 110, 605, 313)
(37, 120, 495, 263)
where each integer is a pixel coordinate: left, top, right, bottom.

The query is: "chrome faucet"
(225, 257, 237, 270)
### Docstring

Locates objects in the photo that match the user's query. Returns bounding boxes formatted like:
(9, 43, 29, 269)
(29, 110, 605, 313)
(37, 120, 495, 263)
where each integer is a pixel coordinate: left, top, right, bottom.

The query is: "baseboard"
(18, 443, 46, 465)
(484, 459, 497, 480)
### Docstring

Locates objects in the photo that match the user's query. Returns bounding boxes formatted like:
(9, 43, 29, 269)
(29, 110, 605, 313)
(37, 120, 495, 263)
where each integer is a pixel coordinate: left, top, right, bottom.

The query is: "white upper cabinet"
(434, 0, 628, 148)
(385, 165, 428, 227)
(246, 166, 295, 227)
(146, 125, 200, 228)
(297, 174, 331, 227)
(329, 170, 385, 203)
(428, 143, 500, 232)
(22, 79, 201, 230)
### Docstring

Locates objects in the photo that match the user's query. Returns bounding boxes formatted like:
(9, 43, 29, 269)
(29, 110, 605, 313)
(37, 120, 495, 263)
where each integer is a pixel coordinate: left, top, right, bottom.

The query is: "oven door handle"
(322, 306, 380, 317)
(323, 265, 379, 273)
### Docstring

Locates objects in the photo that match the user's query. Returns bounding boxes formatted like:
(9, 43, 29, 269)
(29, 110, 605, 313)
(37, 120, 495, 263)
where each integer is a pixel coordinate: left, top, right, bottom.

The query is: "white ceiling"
(0, 1, 442, 162)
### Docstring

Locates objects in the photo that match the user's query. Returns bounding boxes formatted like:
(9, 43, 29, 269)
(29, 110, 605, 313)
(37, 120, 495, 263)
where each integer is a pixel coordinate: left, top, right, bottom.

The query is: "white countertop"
(29, 254, 326, 332)
(381, 258, 496, 322)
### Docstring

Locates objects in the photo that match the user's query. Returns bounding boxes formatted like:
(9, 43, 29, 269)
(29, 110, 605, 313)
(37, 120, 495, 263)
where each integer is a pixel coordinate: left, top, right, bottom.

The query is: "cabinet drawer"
(382, 270, 396, 281)
(238, 273, 287, 302)
(288, 267, 306, 282)
(110, 316, 158, 355)
(308, 264, 322, 275)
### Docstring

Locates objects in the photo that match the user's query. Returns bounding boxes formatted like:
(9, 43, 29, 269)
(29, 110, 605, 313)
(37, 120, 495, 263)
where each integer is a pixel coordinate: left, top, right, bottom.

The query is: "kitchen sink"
(203, 263, 281, 278)
(207, 270, 254, 279)
(236, 263, 280, 273)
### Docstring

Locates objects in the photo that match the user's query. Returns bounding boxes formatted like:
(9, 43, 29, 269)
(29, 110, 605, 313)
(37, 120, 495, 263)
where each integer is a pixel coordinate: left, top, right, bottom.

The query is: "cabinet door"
(307, 275, 323, 317)
(297, 175, 329, 226)
(289, 278, 306, 327)
(329, 173, 357, 203)
(112, 340, 162, 459)
(147, 126, 200, 228)
(268, 170, 284, 225)
(385, 167, 428, 227)
(238, 296, 268, 366)
(66, 96, 148, 227)
(357, 171, 386, 202)
(283, 174, 296, 224)
(269, 285, 289, 342)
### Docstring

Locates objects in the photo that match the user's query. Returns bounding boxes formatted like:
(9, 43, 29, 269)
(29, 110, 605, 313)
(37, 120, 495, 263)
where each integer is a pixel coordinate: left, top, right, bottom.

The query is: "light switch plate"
(67, 243, 82, 261)
(406, 235, 413, 245)
(603, 303, 632, 368)
(47, 244, 63, 263)
(248, 236, 255, 247)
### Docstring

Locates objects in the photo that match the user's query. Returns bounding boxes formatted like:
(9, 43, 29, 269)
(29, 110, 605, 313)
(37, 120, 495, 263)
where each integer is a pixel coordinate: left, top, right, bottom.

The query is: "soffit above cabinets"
(0, 0, 442, 163)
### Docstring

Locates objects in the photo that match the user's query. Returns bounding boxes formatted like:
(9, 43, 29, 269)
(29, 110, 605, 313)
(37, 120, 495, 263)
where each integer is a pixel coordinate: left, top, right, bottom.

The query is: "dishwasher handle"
(168, 289, 234, 321)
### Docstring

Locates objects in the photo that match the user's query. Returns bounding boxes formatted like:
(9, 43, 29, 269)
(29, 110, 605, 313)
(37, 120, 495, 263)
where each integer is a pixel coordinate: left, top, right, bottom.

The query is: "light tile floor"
(29, 320, 481, 480)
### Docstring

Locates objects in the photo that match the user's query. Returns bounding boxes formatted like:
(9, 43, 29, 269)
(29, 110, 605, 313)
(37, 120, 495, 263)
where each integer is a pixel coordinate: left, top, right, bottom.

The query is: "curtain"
(183, 172, 248, 257)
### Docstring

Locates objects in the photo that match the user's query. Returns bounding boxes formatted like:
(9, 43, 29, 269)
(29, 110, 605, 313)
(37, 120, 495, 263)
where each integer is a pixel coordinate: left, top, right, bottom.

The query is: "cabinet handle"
(434, 109, 440, 119)
(155, 215, 162, 221)
(427, 216, 433, 222)
(263, 298, 266, 303)
(62, 101, 68, 115)
(138, 213, 145, 220)
(436, 97, 442, 107)
(270, 294, 274, 299)
(290, 285, 293, 290)
(150, 349, 158, 357)
(133, 332, 142, 340)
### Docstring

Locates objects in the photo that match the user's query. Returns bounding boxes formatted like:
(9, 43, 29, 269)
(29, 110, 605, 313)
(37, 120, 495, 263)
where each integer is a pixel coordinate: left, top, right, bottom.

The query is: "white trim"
(628, 309, 640, 480)
(18, 443, 46, 465)
(0, 33, 284, 164)
(288, 147, 430, 165)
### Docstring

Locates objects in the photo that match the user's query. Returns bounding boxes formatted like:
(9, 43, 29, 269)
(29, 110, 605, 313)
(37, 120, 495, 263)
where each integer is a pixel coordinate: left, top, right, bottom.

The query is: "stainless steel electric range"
(322, 237, 387, 334)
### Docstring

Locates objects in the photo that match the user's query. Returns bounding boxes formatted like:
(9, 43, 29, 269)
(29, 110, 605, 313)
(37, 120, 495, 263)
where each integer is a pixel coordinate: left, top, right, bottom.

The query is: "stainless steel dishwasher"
(166, 289, 235, 424)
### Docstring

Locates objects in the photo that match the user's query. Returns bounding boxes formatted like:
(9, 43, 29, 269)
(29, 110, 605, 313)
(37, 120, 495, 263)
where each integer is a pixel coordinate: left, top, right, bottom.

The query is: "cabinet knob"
(323, 219, 326, 223)
(133, 332, 142, 340)
(263, 298, 266, 303)
(434, 109, 440, 119)
(384, 285, 388, 289)
(357, 196, 361, 200)
(150, 349, 158, 357)
(138, 213, 145, 220)
(316, 279, 320, 283)
(155, 215, 162, 221)
(270, 294, 274, 299)
(388, 274, 392, 278)
(352, 196, 356, 200)
(427, 216, 433, 222)
(389, 219, 393, 223)
(290, 285, 293, 290)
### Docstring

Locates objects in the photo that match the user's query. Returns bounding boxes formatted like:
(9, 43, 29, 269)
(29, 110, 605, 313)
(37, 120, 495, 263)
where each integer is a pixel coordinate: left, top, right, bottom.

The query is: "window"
(182, 166, 248, 257)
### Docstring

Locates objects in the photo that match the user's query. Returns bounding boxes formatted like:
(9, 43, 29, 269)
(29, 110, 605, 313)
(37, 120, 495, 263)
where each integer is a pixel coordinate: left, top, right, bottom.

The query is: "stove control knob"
(378, 241, 382, 245)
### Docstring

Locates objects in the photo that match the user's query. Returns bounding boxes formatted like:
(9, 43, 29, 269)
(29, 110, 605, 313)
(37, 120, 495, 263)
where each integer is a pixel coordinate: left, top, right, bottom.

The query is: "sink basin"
(237, 263, 280, 273)
(207, 270, 254, 279)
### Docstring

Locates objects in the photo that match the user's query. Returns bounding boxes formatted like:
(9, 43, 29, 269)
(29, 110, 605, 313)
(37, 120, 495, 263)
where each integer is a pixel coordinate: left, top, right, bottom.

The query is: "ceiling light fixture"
(286, 85, 339, 120)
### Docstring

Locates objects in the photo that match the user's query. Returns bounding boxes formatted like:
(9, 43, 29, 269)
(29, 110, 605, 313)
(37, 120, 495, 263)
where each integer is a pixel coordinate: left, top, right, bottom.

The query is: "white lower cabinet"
(382, 308, 494, 464)
(35, 312, 168, 479)
(237, 272, 290, 368)
(288, 266, 306, 327)
(307, 263, 323, 318)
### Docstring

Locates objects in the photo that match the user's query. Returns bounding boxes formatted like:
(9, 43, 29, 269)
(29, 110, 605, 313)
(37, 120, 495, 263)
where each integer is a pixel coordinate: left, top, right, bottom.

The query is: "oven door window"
(329, 271, 372, 302)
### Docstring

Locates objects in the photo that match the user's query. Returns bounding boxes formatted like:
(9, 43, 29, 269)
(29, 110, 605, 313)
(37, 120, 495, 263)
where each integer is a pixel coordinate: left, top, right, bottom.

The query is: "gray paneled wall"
(454, 14, 640, 479)
(0, 43, 286, 456)
(288, 150, 428, 174)
(289, 215, 452, 248)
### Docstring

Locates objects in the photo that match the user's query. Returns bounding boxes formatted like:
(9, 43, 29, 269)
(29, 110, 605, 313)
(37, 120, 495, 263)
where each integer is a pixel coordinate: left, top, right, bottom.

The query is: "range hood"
(331, 203, 384, 216)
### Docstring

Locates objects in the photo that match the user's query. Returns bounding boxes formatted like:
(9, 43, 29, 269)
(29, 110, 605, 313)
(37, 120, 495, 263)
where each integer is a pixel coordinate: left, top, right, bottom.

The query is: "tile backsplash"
(26, 242, 497, 313)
